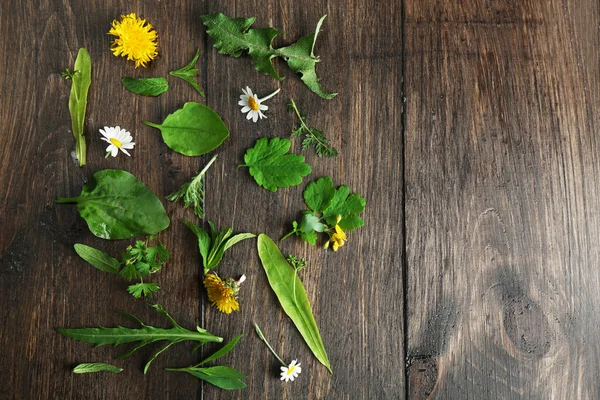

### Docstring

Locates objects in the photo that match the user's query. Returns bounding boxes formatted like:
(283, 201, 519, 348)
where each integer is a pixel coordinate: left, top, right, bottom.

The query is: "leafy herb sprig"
(289, 99, 338, 157)
(74, 237, 169, 299)
(57, 304, 223, 374)
(73, 363, 123, 374)
(201, 13, 336, 99)
(166, 334, 247, 390)
(169, 48, 205, 96)
(183, 220, 255, 275)
(167, 155, 217, 219)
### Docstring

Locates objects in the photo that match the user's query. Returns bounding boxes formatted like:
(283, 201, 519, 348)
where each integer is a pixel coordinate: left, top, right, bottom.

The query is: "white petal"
(252, 113, 259, 123)
(111, 146, 119, 157)
(241, 106, 251, 113)
(99, 128, 111, 139)
(100, 137, 111, 144)
(121, 142, 135, 149)
(245, 87, 253, 96)
(238, 99, 248, 106)
(259, 104, 268, 111)
(258, 111, 267, 119)
(120, 148, 131, 156)
(246, 111, 254, 120)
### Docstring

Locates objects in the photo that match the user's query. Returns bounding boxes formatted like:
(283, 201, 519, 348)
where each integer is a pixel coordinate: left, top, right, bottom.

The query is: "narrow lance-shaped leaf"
(257, 234, 331, 372)
(143, 102, 229, 156)
(122, 77, 169, 97)
(74, 244, 120, 274)
(67, 48, 92, 166)
(57, 304, 223, 373)
(73, 363, 123, 374)
(55, 170, 170, 240)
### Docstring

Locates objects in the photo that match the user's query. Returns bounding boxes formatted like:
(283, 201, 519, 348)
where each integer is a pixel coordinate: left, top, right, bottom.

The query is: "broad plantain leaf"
(143, 102, 229, 156)
(239, 137, 311, 192)
(122, 77, 169, 96)
(201, 13, 336, 99)
(74, 244, 120, 274)
(73, 363, 123, 374)
(55, 170, 170, 240)
(257, 234, 331, 372)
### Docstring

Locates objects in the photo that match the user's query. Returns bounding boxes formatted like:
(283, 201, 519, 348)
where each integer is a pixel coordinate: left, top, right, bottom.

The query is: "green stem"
(280, 230, 296, 241)
(54, 197, 79, 204)
(254, 322, 287, 367)
(290, 98, 331, 151)
(142, 121, 161, 129)
(76, 136, 86, 167)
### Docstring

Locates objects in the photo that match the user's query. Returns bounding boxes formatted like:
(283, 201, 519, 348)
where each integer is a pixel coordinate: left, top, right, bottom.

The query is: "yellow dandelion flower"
(108, 13, 158, 68)
(203, 273, 246, 314)
(329, 224, 347, 252)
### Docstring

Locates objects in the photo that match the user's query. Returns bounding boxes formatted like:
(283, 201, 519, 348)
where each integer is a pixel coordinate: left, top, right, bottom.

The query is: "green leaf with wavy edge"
(55, 170, 170, 240)
(169, 48, 205, 96)
(257, 234, 331, 373)
(143, 102, 229, 156)
(239, 137, 311, 192)
(201, 13, 336, 99)
(67, 48, 92, 166)
(122, 77, 169, 97)
(73, 363, 123, 374)
(57, 304, 223, 373)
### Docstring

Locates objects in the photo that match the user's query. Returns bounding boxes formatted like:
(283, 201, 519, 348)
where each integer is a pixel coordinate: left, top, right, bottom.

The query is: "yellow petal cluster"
(330, 224, 346, 251)
(203, 273, 240, 314)
(108, 13, 158, 68)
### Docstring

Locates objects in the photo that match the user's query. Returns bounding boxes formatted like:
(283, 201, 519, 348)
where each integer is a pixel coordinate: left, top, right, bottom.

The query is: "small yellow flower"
(108, 13, 158, 68)
(329, 224, 347, 251)
(203, 273, 245, 314)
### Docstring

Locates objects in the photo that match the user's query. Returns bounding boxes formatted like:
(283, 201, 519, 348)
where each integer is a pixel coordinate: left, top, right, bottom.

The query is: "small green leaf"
(303, 176, 336, 213)
(299, 213, 327, 234)
(321, 185, 366, 231)
(257, 234, 331, 372)
(122, 77, 169, 97)
(169, 48, 205, 96)
(67, 48, 92, 166)
(74, 244, 120, 274)
(143, 102, 229, 156)
(172, 366, 247, 390)
(198, 334, 243, 366)
(167, 155, 217, 219)
(240, 137, 311, 192)
(127, 282, 160, 298)
(73, 363, 123, 374)
(55, 170, 170, 240)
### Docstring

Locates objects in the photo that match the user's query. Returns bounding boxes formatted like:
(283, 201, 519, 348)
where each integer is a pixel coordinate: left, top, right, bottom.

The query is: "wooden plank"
(0, 0, 404, 399)
(405, 0, 600, 398)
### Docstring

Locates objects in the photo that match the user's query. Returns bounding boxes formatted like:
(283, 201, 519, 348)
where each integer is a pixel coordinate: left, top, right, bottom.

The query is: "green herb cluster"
(289, 99, 338, 157)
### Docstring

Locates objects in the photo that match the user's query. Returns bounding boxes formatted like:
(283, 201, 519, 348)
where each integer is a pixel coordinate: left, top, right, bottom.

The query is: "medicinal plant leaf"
(289, 99, 338, 157)
(166, 335, 246, 390)
(55, 170, 170, 240)
(239, 137, 312, 192)
(143, 102, 229, 156)
(257, 234, 331, 373)
(57, 304, 223, 373)
(122, 77, 169, 96)
(74, 244, 120, 274)
(201, 13, 336, 99)
(66, 48, 92, 166)
(73, 363, 123, 374)
(303, 176, 336, 213)
(127, 282, 160, 298)
(169, 48, 205, 96)
(167, 155, 217, 219)
(183, 221, 255, 274)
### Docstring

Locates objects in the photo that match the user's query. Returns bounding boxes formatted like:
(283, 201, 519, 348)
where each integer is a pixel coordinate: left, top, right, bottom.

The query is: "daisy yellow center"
(108, 13, 158, 68)
(110, 138, 123, 148)
(248, 97, 260, 111)
(287, 365, 296, 375)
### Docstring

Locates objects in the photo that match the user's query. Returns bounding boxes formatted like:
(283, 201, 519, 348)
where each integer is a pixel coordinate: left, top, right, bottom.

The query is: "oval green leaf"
(74, 244, 120, 273)
(73, 363, 123, 374)
(143, 102, 229, 156)
(122, 77, 169, 97)
(55, 170, 170, 240)
(257, 234, 331, 372)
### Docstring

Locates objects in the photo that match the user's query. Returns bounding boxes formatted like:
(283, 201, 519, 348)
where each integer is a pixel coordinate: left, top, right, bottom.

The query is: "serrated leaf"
(122, 77, 169, 97)
(257, 235, 331, 372)
(240, 137, 311, 192)
(74, 244, 120, 274)
(321, 185, 366, 230)
(169, 48, 205, 96)
(300, 230, 318, 245)
(303, 176, 336, 213)
(73, 363, 123, 374)
(127, 282, 159, 298)
(143, 102, 229, 156)
(278, 15, 337, 99)
(201, 13, 336, 99)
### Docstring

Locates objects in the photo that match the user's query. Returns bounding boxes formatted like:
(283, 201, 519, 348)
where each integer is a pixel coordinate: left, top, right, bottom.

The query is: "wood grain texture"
(0, 0, 403, 399)
(405, 0, 600, 399)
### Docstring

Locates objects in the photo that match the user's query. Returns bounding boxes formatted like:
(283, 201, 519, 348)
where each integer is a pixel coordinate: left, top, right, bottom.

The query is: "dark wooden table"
(1, 0, 598, 399)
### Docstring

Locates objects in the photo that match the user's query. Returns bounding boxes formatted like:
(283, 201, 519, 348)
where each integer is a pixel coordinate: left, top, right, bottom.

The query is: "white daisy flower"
(99, 126, 135, 157)
(280, 360, 301, 382)
(238, 87, 281, 122)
